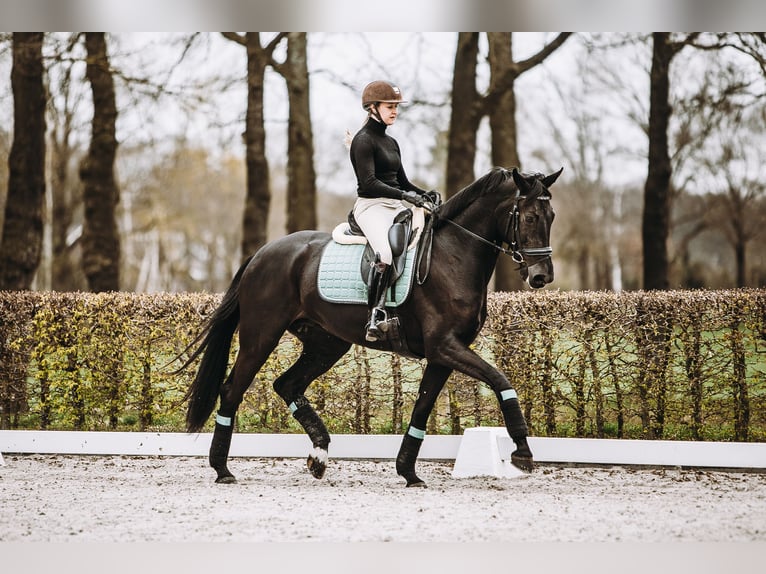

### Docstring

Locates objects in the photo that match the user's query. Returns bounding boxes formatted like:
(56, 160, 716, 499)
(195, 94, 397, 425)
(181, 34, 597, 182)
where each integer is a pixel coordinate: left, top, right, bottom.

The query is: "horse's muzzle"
(524, 259, 554, 289)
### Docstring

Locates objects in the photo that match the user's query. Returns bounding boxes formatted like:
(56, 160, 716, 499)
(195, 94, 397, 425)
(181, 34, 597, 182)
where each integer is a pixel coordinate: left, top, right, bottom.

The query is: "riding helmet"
(361, 80, 407, 110)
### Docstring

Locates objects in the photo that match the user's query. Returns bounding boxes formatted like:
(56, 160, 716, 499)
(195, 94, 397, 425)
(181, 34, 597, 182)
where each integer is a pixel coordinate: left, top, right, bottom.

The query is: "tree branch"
(483, 32, 572, 111)
(515, 32, 574, 73)
(221, 32, 245, 46)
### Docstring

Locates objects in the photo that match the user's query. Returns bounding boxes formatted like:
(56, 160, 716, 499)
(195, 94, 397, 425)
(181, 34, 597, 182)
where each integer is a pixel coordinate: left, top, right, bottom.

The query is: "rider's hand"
(401, 190, 426, 207)
(423, 190, 442, 206)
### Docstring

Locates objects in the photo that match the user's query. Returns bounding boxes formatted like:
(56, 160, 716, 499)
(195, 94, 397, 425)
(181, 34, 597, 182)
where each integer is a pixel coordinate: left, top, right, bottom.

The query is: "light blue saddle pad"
(317, 241, 417, 306)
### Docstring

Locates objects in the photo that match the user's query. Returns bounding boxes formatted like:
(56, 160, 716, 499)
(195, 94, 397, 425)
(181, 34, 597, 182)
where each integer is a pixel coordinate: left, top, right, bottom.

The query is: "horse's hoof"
(307, 447, 328, 479)
(511, 452, 534, 473)
(214, 465, 237, 483)
(399, 470, 426, 488)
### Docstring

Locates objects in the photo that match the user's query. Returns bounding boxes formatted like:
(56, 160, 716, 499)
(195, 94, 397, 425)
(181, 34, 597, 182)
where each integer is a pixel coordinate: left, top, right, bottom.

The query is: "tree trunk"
(735, 236, 746, 288)
(221, 33, 287, 260)
(447, 380, 462, 435)
(283, 33, 317, 233)
(0, 33, 46, 290)
(50, 59, 85, 291)
(488, 33, 527, 291)
(730, 319, 749, 441)
(732, 194, 747, 287)
(488, 34, 520, 171)
(240, 33, 273, 258)
(642, 33, 674, 291)
(80, 32, 120, 292)
(391, 354, 403, 433)
(445, 33, 482, 199)
(540, 329, 556, 435)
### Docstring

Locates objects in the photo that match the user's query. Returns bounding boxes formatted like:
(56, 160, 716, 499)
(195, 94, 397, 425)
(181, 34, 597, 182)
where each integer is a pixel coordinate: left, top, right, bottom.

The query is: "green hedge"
(1, 289, 764, 441)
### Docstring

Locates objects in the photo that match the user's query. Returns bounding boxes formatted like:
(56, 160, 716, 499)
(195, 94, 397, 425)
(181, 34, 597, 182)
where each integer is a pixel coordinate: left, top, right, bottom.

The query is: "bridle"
(434, 192, 553, 266)
(503, 193, 553, 264)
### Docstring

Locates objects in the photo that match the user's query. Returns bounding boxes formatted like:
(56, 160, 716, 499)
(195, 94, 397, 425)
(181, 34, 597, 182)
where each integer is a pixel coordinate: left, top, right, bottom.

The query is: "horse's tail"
(180, 256, 253, 433)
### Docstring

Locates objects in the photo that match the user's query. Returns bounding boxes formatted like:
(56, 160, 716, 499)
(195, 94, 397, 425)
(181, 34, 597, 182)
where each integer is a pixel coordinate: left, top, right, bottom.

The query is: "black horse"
(181, 166, 562, 486)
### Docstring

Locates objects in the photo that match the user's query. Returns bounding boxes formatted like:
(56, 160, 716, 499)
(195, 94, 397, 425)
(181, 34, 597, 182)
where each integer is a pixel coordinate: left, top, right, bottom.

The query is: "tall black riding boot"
(365, 259, 392, 342)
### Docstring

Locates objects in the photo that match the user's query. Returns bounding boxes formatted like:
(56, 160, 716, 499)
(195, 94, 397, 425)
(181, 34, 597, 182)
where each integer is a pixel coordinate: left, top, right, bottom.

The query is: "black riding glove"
(423, 190, 442, 206)
(400, 190, 426, 207)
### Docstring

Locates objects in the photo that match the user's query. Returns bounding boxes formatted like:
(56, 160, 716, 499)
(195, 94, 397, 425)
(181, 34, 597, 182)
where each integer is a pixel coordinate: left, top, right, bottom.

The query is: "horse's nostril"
(530, 274, 549, 288)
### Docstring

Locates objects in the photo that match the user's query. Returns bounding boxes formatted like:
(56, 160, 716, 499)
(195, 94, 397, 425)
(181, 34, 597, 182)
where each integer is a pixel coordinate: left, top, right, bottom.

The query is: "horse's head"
(507, 167, 562, 289)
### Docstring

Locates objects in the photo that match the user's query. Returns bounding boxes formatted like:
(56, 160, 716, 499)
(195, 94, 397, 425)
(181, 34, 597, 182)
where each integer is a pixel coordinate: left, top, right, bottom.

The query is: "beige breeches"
(353, 197, 409, 264)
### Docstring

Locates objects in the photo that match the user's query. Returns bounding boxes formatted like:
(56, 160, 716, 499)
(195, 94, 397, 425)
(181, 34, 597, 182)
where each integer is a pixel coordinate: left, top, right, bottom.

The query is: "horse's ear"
(542, 167, 564, 188)
(511, 167, 531, 195)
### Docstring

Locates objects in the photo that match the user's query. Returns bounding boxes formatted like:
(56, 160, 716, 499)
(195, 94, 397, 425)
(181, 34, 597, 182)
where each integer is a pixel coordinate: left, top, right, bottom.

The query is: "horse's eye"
(525, 215, 536, 224)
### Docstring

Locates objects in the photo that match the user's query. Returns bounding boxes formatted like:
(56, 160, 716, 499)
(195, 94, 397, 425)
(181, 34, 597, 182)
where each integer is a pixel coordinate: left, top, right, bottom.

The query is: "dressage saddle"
(345, 208, 414, 286)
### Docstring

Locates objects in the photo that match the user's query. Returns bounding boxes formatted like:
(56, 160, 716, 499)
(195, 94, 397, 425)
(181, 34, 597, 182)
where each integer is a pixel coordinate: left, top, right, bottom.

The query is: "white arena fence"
(2, 428, 765, 477)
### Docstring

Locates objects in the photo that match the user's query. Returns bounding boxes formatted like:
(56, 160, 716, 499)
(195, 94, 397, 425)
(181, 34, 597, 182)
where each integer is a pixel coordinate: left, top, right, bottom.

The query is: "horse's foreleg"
(430, 337, 534, 473)
(497, 389, 533, 472)
(396, 363, 452, 487)
(396, 428, 426, 487)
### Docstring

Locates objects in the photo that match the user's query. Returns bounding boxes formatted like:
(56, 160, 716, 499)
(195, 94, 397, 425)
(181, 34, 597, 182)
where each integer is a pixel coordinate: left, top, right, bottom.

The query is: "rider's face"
(376, 102, 399, 125)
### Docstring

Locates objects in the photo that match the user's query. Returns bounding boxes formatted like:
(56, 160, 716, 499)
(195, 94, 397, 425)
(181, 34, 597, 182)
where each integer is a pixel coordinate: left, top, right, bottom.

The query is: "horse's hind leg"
(209, 369, 239, 483)
(210, 332, 285, 484)
(275, 321, 351, 479)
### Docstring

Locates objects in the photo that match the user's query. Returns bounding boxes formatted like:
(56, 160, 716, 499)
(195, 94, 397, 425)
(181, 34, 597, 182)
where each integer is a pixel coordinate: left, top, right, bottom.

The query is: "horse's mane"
(437, 167, 551, 222)
(434, 167, 551, 230)
(436, 167, 513, 225)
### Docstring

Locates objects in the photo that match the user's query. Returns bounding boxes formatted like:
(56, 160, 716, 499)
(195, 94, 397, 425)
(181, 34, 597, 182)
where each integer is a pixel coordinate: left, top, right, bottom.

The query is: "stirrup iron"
(366, 307, 389, 340)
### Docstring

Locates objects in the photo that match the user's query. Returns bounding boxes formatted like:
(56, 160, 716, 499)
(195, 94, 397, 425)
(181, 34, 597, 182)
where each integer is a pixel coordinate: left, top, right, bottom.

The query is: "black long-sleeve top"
(350, 118, 427, 200)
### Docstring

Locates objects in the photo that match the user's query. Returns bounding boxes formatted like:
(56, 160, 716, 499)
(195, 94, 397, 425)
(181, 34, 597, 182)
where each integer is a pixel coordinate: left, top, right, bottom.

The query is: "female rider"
(349, 80, 430, 342)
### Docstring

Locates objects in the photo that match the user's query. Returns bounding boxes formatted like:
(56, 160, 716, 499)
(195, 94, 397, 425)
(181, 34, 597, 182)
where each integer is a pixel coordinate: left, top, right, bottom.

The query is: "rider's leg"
(352, 199, 401, 342)
(365, 255, 393, 342)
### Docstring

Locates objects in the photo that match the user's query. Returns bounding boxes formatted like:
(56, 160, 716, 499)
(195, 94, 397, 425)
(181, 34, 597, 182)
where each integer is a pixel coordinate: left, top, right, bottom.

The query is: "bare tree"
(643, 32, 766, 290)
(542, 52, 625, 291)
(702, 108, 766, 287)
(488, 33, 572, 291)
(47, 34, 87, 291)
(444, 32, 571, 291)
(79, 32, 120, 292)
(445, 33, 482, 197)
(0, 33, 46, 290)
(643, 33, 686, 290)
(581, 33, 765, 290)
(221, 32, 287, 259)
(273, 32, 317, 233)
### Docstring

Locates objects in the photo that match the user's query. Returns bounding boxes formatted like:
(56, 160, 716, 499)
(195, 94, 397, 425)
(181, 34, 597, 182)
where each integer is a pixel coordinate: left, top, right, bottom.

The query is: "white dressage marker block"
(452, 427, 525, 479)
(453, 427, 766, 477)
(0, 451, 4, 466)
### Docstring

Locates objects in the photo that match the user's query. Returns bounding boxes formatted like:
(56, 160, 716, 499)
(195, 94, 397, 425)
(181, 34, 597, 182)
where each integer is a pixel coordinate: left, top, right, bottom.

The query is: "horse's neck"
(437, 200, 502, 285)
